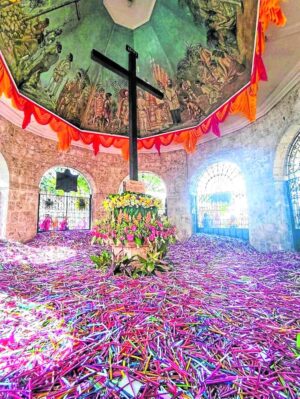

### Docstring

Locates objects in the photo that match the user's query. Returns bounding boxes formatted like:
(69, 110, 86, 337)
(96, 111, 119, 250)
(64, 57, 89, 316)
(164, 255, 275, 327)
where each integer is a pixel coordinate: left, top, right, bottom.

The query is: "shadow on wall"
(0, 153, 9, 239)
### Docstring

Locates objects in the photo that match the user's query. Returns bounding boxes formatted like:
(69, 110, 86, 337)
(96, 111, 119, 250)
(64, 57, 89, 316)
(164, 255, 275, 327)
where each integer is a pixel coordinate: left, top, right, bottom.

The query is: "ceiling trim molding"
(197, 61, 300, 145)
(267, 21, 300, 40)
(256, 62, 300, 118)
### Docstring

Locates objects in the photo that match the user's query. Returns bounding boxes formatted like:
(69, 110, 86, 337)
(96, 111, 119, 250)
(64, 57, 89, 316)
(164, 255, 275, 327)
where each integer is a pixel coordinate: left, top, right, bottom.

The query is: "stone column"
(6, 184, 40, 242)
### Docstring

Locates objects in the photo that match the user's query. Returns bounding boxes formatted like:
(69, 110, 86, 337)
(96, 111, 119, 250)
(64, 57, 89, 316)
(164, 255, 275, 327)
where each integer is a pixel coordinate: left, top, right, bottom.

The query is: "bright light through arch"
(197, 162, 249, 229)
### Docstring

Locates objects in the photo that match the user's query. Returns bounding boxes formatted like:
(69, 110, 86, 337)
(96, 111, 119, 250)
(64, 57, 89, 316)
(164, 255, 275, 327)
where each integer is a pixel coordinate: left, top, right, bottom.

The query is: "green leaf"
(134, 237, 142, 247)
(147, 264, 155, 273)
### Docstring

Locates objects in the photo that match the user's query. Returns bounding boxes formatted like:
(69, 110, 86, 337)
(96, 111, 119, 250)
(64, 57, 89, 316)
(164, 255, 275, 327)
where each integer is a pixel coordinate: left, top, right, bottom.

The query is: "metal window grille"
(196, 162, 249, 239)
(38, 193, 92, 232)
(287, 133, 300, 229)
(38, 167, 92, 232)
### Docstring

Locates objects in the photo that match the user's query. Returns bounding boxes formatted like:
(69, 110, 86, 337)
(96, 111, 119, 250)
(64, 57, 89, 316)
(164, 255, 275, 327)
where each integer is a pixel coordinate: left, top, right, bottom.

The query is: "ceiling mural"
(0, 0, 258, 139)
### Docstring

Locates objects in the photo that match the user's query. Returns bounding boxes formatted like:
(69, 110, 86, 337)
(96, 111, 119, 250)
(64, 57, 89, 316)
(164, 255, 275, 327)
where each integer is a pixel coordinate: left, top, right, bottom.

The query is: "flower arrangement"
(90, 250, 172, 278)
(92, 192, 176, 260)
(93, 212, 176, 250)
(103, 192, 162, 214)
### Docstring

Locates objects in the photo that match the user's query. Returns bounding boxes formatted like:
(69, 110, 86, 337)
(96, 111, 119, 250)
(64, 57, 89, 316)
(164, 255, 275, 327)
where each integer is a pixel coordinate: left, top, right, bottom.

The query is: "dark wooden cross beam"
(91, 46, 164, 181)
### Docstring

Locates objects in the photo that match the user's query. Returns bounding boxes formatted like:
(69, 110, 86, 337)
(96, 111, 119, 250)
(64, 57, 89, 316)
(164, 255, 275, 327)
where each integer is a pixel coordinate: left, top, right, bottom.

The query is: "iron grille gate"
(287, 131, 300, 250)
(194, 194, 249, 240)
(38, 193, 92, 232)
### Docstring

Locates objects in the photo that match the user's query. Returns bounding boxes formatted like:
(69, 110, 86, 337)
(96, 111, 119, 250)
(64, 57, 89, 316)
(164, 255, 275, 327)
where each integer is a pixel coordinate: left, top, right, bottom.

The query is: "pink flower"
(126, 234, 134, 242)
(131, 225, 137, 231)
(149, 234, 155, 242)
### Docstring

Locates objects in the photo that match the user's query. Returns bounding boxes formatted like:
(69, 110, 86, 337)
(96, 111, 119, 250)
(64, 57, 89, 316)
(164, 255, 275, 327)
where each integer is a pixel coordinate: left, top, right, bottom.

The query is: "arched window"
(0, 153, 9, 239)
(196, 162, 249, 239)
(287, 132, 300, 249)
(120, 172, 167, 214)
(38, 166, 92, 232)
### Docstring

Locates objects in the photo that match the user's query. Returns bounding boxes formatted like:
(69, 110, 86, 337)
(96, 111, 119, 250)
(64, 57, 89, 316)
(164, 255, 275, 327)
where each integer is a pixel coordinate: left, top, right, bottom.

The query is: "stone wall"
(0, 117, 192, 242)
(0, 153, 9, 239)
(188, 83, 300, 251)
(0, 83, 299, 249)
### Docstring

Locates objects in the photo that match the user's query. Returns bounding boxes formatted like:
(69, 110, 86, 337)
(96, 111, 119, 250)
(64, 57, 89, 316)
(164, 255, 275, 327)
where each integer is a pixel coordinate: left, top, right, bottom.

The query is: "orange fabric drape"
(0, 0, 287, 158)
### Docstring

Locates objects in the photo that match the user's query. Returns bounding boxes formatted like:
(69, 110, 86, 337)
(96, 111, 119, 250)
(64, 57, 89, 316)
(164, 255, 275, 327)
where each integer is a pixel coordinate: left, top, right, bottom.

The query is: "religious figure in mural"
(165, 79, 182, 125)
(56, 68, 90, 124)
(152, 67, 173, 129)
(179, 80, 203, 120)
(117, 89, 129, 132)
(137, 90, 150, 135)
(103, 92, 113, 128)
(155, 91, 173, 129)
(213, 49, 245, 83)
(83, 85, 115, 132)
(46, 53, 73, 98)
(145, 92, 161, 132)
(21, 41, 62, 90)
(14, 18, 50, 61)
(91, 86, 105, 128)
(0, 0, 258, 138)
(180, 0, 244, 55)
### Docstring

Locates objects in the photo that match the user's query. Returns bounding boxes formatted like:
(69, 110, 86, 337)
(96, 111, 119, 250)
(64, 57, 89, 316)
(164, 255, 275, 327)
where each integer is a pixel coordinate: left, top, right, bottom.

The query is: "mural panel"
(0, 0, 258, 138)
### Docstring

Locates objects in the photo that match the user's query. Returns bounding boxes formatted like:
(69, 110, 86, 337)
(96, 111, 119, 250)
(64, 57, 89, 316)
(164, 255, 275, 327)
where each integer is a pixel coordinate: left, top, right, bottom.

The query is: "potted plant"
(76, 198, 87, 210)
(45, 198, 54, 208)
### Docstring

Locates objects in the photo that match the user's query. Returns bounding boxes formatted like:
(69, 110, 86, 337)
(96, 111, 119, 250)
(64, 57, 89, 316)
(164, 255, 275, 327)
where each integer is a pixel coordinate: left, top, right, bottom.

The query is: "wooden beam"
(128, 45, 138, 181)
(91, 49, 164, 99)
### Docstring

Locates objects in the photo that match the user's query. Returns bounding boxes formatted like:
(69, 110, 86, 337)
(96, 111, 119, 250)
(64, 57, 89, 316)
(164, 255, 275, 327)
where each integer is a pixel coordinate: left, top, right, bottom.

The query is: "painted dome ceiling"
(0, 0, 258, 139)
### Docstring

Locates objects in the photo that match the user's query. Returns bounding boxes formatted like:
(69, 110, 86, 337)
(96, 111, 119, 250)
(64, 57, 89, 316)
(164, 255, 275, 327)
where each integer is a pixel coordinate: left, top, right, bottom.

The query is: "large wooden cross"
(91, 45, 164, 181)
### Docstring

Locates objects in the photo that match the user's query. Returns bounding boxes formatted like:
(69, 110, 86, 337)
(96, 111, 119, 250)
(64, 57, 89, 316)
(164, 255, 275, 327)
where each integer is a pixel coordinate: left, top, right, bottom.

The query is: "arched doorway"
(120, 172, 167, 215)
(196, 161, 249, 240)
(0, 153, 9, 239)
(287, 132, 300, 250)
(38, 166, 92, 232)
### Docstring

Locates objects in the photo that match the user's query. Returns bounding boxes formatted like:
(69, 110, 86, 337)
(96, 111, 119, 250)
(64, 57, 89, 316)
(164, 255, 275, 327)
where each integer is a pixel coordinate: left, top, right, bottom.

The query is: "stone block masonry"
(0, 117, 192, 242)
(1, 82, 300, 250)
